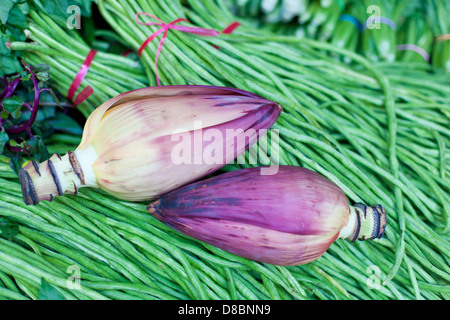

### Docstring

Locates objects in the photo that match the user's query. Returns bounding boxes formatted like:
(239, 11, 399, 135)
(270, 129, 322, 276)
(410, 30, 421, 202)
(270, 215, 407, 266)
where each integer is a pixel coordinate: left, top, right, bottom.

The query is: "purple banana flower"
(148, 166, 387, 266)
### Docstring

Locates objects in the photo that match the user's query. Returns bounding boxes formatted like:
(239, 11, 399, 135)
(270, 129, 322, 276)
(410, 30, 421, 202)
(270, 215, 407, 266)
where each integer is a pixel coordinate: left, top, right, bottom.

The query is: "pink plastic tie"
(135, 13, 220, 85)
(67, 49, 97, 106)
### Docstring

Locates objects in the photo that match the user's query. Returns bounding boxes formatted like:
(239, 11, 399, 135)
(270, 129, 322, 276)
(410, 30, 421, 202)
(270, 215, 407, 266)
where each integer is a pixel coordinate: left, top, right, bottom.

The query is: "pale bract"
(20, 85, 281, 205)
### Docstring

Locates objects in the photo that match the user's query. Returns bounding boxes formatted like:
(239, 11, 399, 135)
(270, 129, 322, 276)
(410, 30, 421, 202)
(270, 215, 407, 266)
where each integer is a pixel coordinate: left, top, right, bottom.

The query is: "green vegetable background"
(0, 0, 449, 300)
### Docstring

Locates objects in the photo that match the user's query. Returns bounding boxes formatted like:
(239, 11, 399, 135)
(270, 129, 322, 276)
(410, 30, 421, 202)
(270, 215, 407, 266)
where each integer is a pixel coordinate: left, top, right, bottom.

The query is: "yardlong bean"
(1, 0, 448, 300)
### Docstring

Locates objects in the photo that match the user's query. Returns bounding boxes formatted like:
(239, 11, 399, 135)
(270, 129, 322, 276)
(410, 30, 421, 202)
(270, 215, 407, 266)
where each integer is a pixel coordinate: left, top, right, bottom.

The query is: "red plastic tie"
(213, 21, 241, 49)
(135, 13, 220, 85)
(73, 86, 94, 106)
(67, 49, 97, 106)
(121, 49, 133, 57)
(222, 21, 241, 34)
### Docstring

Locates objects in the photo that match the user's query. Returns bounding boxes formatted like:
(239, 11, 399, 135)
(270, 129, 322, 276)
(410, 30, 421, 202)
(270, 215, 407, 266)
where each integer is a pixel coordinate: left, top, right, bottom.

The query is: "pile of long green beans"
(396, 11, 433, 64)
(8, 10, 148, 118)
(100, 0, 450, 298)
(0, 161, 336, 300)
(426, 0, 450, 73)
(227, 0, 450, 71)
(0, 0, 448, 300)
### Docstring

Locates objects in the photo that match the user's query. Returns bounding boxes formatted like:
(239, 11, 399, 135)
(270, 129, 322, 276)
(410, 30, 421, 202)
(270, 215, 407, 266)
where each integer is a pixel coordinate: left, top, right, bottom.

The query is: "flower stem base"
(19, 146, 98, 205)
(339, 203, 387, 242)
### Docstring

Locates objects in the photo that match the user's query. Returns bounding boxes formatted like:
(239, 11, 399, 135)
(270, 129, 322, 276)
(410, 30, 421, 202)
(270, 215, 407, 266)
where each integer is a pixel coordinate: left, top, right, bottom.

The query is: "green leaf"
(35, 106, 55, 122)
(0, 111, 9, 120)
(11, 108, 22, 119)
(2, 95, 24, 119)
(35, 71, 49, 82)
(0, 0, 15, 24)
(6, 4, 28, 29)
(5, 23, 27, 41)
(1, 96, 23, 110)
(30, 0, 93, 26)
(0, 128, 9, 155)
(0, 55, 22, 76)
(20, 70, 31, 81)
(43, 88, 63, 110)
(38, 279, 66, 300)
(80, 17, 95, 46)
(26, 136, 49, 162)
(8, 139, 23, 148)
(8, 153, 21, 174)
(0, 33, 10, 55)
(17, 2, 29, 16)
(7, 139, 16, 147)
(45, 112, 82, 136)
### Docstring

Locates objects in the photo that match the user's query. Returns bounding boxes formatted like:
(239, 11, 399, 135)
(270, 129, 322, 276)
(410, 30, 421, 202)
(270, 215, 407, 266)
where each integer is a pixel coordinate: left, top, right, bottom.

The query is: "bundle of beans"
(0, 161, 326, 300)
(226, 0, 450, 72)
(426, 0, 450, 73)
(8, 10, 148, 118)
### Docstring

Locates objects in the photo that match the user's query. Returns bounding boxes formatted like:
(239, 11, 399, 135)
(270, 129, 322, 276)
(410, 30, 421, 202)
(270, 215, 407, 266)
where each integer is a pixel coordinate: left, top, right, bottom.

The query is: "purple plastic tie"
(396, 44, 430, 62)
(363, 16, 396, 30)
